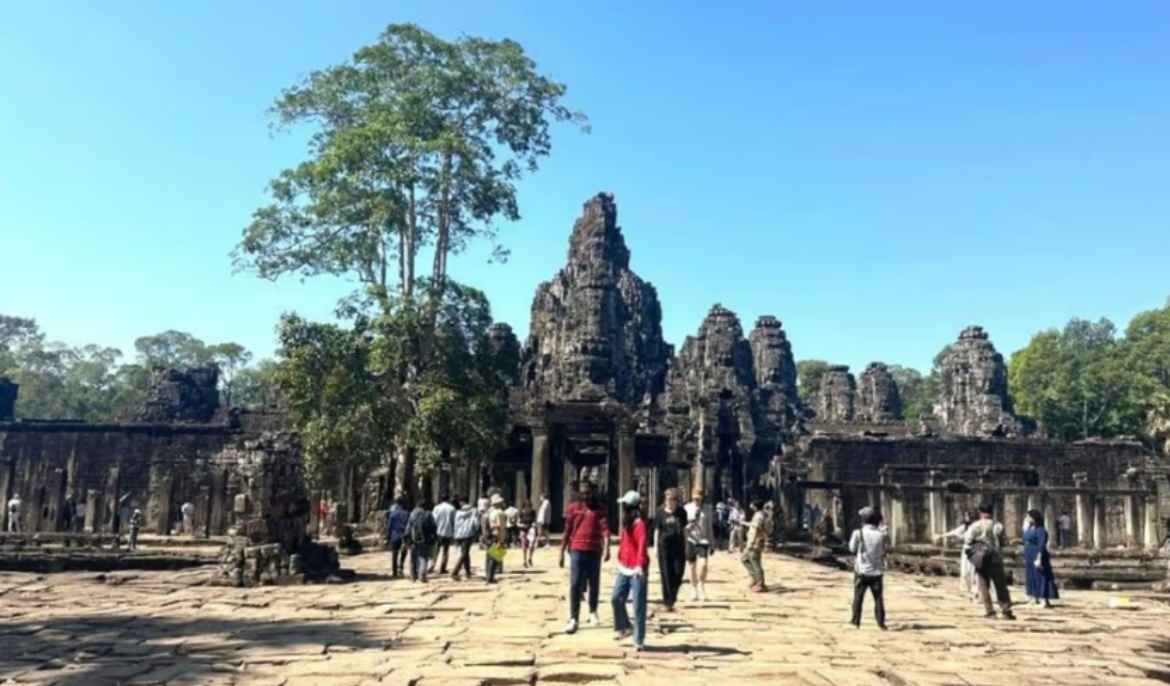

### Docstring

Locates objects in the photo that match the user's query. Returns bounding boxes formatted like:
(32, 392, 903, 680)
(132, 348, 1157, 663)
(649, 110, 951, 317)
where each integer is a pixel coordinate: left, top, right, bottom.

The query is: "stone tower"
(934, 326, 1022, 436)
(856, 362, 903, 423)
(815, 365, 856, 423)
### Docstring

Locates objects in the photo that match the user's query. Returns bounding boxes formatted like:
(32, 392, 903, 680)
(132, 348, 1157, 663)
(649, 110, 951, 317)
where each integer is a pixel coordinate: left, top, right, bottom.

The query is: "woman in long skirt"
(1023, 509, 1059, 608)
(934, 510, 978, 602)
(654, 488, 688, 612)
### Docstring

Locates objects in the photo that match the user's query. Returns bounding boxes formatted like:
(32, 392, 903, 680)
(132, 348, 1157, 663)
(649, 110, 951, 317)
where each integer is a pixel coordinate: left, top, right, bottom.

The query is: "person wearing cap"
(684, 488, 715, 601)
(964, 503, 1015, 620)
(560, 480, 610, 634)
(612, 490, 649, 651)
(742, 497, 773, 592)
(849, 506, 888, 629)
(485, 493, 507, 583)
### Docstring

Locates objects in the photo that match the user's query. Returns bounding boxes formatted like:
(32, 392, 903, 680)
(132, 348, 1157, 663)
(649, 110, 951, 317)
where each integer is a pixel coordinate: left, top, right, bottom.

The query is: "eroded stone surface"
(2, 544, 1168, 684)
(934, 326, 1023, 437)
(136, 366, 220, 424)
(815, 365, 856, 423)
(856, 362, 902, 424)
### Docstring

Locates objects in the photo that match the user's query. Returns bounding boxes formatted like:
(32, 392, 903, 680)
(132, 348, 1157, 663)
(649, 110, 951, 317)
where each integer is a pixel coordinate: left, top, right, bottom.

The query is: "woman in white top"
(934, 510, 978, 602)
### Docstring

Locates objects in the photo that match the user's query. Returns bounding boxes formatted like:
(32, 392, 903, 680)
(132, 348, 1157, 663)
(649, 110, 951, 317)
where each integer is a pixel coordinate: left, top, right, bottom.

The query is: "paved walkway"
(2, 544, 1169, 685)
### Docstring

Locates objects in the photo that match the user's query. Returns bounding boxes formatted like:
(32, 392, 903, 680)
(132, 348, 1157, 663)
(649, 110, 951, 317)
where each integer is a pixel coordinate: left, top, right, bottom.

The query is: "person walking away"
(742, 498, 773, 592)
(504, 501, 520, 547)
(128, 508, 144, 552)
(407, 499, 437, 583)
(1057, 511, 1073, 548)
(431, 494, 456, 575)
(964, 503, 1016, 620)
(519, 500, 537, 568)
(7, 495, 22, 533)
(934, 510, 979, 602)
(655, 487, 688, 612)
(560, 480, 610, 633)
(684, 489, 715, 601)
(1023, 509, 1059, 608)
(485, 494, 507, 583)
(728, 500, 745, 552)
(612, 491, 649, 652)
(451, 497, 479, 580)
(180, 501, 195, 536)
(537, 494, 552, 547)
(386, 498, 410, 578)
(849, 507, 888, 629)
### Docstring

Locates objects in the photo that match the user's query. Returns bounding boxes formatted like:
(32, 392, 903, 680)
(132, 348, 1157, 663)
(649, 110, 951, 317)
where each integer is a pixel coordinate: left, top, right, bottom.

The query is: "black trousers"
(390, 541, 408, 576)
(433, 536, 452, 573)
(658, 540, 686, 607)
(851, 574, 886, 627)
(452, 538, 473, 578)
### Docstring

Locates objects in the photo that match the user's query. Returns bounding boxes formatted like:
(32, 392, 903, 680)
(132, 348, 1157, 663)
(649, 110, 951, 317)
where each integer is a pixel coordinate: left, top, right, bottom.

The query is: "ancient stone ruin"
(855, 362, 903, 423)
(934, 325, 1024, 437)
(814, 365, 856, 423)
(136, 365, 221, 423)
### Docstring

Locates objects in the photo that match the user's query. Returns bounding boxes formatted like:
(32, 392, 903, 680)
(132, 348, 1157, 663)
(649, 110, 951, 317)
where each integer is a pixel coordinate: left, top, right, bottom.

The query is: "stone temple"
(2, 191, 1167, 586)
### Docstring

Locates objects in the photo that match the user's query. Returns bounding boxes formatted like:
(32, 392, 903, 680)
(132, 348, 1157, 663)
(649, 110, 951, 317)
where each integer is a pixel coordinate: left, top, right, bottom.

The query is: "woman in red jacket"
(612, 490, 649, 651)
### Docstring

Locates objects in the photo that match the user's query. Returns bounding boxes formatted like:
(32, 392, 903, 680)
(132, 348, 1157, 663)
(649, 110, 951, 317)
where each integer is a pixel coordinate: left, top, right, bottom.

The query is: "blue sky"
(2, 2, 1168, 373)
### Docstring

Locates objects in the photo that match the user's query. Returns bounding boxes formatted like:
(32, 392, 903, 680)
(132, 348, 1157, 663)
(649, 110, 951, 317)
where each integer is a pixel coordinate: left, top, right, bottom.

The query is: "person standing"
(612, 491, 649, 652)
(7, 495, 22, 533)
(964, 503, 1016, 620)
(684, 489, 714, 601)
(179, 501, 194, 536)
(450, 497, 479, 581)
(1057, 511, 1073, 548)
(431, 493, 457, 575)
(128, 508, 144, 552)
(485, 494, 507, 583)
(537, 494, 552, 547)
(728, 500, 746, 552)
(519, 499, 537, 568)
(560, 480, 609, 634)
(504, 501, 520, 548)
(742, 498, 773, 592)
(1023, 509, 1059, 608)
(934, 510, 978, 602)
(386, 498, 410, 578)
(654, 487, 688, 612)
(715, 500, 728, 551)
(75, 498, 87, 533)
(849, 507, 888, 629)
(407, 499, 437, 583)
(61, 497, 76, 533)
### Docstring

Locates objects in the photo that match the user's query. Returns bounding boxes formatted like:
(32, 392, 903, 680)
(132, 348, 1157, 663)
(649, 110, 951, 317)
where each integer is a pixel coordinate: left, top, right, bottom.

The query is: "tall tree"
(208, 342, 254, 407)
(796, 359, 831, 405)
(133, 330, 212, 369)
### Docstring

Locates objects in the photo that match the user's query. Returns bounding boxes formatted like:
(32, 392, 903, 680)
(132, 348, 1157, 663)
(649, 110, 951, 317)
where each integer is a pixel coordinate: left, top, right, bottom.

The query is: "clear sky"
(3, 2, 1168, 374)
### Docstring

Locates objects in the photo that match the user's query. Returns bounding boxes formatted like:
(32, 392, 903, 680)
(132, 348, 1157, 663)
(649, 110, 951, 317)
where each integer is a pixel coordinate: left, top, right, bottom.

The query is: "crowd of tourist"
(378, 481, 1105, 650)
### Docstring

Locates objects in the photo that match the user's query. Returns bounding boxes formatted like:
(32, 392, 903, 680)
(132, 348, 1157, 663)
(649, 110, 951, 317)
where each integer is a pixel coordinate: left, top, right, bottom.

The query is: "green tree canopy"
(796, 359, 831, 404)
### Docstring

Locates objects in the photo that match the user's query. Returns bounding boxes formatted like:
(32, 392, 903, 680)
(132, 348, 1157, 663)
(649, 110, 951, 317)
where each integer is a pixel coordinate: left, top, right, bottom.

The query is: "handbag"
(966, 542, 989, 573)
(487, 542, 507, 563)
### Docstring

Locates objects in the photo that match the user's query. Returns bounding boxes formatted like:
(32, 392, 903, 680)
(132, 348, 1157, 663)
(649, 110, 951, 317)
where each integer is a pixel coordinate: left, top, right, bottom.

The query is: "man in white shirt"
(1057, 511, 1073, 548)
(181, 501, 196, 536)
(537, 495, 551, 546)
(849, 506, 888, 629)
(430, 494, 457, 574)
(7, 496, 21, 533)
(504, 502, 520, 547)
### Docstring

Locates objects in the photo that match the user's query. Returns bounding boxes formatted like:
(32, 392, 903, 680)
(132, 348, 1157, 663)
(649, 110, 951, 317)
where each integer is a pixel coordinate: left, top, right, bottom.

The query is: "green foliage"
(234, 22, 588, 309)
(134, 330, 213, 368)
(796, 359, 830, 403)
(232, 359, 281, 409)
(887, 365, 930, 422)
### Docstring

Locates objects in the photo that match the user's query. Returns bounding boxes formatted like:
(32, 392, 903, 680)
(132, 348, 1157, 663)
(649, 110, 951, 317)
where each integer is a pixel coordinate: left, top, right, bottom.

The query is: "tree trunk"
(393, 444, 417, 508)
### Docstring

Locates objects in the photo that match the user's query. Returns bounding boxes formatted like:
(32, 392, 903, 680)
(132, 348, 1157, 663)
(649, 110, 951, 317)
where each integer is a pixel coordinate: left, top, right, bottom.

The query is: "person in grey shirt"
(430, 494, 457, 575)
(849, 506, 888, 629)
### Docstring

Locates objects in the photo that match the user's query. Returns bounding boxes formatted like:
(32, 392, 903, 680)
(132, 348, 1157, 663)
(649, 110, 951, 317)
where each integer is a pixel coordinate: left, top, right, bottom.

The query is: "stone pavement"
(2, 544, 1169, 685)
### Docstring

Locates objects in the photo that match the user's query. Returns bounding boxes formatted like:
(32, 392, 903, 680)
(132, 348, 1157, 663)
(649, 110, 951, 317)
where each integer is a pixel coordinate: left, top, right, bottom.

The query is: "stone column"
(530, 426, 550, 509)
(618, 425, 635, 498)
(1075, 479, 1091, 548)
(927, 471, 943, 539)
(85, 488, 100, 533)
(889, 488, 908, 546)
(1145, 496, 1160, 550)
(1092, 496, 1105, 550)
(1043, 496, 1057, 543)
(1124, 494, 1138, 548)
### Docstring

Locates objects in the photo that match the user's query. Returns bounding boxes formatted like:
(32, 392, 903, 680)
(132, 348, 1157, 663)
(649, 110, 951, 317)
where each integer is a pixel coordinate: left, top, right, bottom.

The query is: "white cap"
(620, 490, 641, 507)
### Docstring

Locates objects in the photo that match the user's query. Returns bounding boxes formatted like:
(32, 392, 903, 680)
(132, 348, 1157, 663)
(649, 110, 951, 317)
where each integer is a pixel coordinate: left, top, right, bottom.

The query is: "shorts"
(686, 543, 710, 562)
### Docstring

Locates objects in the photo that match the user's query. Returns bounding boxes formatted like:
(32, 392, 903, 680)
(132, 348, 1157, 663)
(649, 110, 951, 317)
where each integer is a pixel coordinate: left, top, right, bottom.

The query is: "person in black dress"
(655, 487, 688, 612)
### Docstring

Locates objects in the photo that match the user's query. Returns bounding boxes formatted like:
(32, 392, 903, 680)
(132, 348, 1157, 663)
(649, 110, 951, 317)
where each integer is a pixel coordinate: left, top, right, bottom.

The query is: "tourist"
(431, 493, 456, 575)
(450, 496, 479, 581)
(560, 480, 609, 633)
(742, 497, 773, 592)
(684, 488, 714, 601)
(654, 487, 688, 612)
(485, 493, 507, 583)
(128, 507, 144, 552)
(1023, 509, 1059, 608)
(933, 510, 979, 602)
(504, 500, 520, 547)
(964, 503, 1016, 620)
(61, 497, 76, 532)
(537, 494, 552, 546)
(181, 500, 195, 536)
(728, 499, 746, 552)
(75, 498, 87, 533)
(849, 506, 888, 629)
(7, 495, 21, 533)
(1057, 510, 1073, 548)
(407, 499, 438, 583)
(519, 499, 537, 568)
(386, 498, 410, 578)
(612, 490, 649, 652)
(715, 500, 728, 551)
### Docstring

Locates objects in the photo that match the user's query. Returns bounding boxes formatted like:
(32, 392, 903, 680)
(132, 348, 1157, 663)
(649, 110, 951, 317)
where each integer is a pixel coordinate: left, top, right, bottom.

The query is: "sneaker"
(587, 612, 601, 626)
(690, 587, 699, 602)
(698, 585, 707, 601)
(563, 618, 578, 634)
(1001, 610, 1016, 620)
(634, 643, 644, 652)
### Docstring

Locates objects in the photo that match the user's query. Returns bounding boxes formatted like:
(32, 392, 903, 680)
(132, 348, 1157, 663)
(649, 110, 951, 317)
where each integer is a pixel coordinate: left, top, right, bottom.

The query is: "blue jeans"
(569, 550, 601, 621)
(611, 572, 647, 647)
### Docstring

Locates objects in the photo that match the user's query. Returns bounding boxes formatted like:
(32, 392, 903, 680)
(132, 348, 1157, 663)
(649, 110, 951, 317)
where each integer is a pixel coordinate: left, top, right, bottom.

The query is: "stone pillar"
(530, 426, 550, 509)
(1145, 496, 1160, 550)
(1043, 496, 1057, 542)
(1075, 481, 1091, 548)
(618, 426, 635, 499)
(1124, 494, 1138, 548)
(927, 471, 943, 539)
(85, 488, 100, 533)
(832, 493, 844, 539)
(889, 489, 908, 546)
(1092, 496, 1105, 550)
